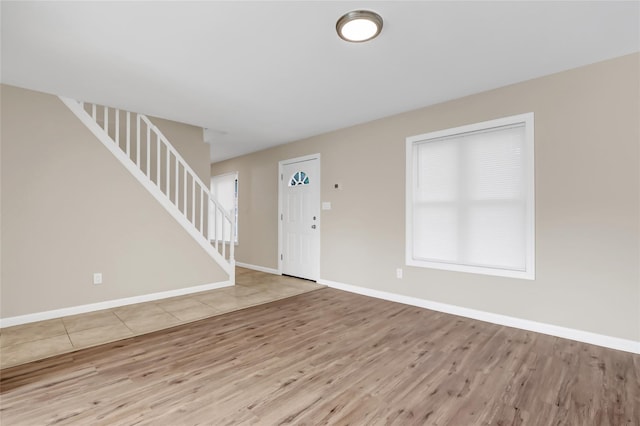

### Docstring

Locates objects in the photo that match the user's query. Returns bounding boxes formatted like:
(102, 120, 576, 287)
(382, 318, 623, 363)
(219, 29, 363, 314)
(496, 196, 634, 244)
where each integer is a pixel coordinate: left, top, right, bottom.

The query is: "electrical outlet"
(93, 273, 103, 285)
(396, 268, 403, 279)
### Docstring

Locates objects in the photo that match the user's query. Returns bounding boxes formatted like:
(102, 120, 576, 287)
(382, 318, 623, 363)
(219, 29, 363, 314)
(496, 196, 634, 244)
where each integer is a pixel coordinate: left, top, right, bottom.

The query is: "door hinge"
(281, 213, 283, 220)
(281, 174, 283, 181)
(280, 254, 283, 260)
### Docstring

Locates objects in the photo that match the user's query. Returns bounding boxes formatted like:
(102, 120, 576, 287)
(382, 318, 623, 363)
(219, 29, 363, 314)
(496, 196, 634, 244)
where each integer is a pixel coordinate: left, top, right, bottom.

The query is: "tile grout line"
(1, 270, 324, 369)
(154, 301, 184, 322)
(112, 309, 137, 335)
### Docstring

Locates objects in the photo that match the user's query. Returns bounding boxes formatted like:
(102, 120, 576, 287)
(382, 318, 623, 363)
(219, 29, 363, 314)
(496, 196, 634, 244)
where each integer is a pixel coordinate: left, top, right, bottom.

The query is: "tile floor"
(0, 267, 324, 369)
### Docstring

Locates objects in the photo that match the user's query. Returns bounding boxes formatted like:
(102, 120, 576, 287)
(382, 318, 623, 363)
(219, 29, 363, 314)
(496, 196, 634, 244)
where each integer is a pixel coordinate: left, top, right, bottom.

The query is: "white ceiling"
(2, 1, 639, 163)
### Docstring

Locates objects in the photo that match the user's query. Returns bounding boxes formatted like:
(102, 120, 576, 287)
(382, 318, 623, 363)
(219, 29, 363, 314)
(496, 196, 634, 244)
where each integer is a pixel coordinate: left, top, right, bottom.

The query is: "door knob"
(311, 225, 316, 229)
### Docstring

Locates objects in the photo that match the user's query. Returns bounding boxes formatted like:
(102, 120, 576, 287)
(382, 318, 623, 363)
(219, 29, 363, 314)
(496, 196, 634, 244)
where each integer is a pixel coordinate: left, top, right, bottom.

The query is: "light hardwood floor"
(0, 268, 324, 369)
(1, 281, 638, 425)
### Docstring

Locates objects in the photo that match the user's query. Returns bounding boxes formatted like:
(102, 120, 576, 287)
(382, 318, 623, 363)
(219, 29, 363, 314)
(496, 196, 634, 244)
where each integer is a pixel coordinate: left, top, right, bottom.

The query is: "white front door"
(280, 156, 320, 281)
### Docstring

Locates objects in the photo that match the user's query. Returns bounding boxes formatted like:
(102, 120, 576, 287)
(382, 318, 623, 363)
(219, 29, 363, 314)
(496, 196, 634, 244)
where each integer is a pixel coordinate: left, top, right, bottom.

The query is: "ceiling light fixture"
(336, 10, 383, 43)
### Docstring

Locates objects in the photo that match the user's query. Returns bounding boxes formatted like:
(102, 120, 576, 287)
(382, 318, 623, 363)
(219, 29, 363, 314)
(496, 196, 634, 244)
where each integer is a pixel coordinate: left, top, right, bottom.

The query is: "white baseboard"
(0, 280, 233, 328)
(318, 278, 640, 355)
(236, 262, 280, 275)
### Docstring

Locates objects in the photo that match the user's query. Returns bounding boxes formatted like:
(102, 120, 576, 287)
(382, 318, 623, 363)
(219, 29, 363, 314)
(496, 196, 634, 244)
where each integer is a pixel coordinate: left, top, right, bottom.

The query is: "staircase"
(60, 97, 235, 281)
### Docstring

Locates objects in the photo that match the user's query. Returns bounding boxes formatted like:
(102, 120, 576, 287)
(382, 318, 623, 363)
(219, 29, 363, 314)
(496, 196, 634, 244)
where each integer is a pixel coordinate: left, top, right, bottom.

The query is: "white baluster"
(222, 212, 226, 259)
(115, 109, 120, 147)
(92, 104, 96, 120)
(104, 106, 108, 133)
(146, 124, 151, 177)
(166, 146, 170, 198)
(230, 211, 235, 262)
(183, 166, 187, 214)
(199, 188, 204, 233)
(156, 133, 161, 185)
(210, 204, 216, 249)
(191, 178, 196, 224)
(214, 206, 219, 251)
(136, 115, 141, 167)
(175, 157, 179, 206)
(126, 111, 131, 157)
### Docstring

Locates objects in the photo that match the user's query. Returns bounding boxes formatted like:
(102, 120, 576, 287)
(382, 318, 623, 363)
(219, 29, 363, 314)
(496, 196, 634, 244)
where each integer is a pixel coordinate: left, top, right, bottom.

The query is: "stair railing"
(60, 98, 235, 277)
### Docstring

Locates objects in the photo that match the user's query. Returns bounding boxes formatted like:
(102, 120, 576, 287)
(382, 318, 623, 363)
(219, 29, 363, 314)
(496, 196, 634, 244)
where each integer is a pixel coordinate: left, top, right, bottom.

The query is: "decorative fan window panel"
(290, 171, 310, 186)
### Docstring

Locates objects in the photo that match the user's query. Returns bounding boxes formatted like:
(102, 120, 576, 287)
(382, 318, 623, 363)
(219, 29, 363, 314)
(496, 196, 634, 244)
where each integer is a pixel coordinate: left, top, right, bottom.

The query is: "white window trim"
(405, 113, 535, 280)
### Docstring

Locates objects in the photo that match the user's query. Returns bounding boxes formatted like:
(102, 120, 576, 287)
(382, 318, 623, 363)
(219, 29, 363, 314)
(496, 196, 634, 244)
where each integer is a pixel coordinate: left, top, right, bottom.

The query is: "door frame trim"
(278, 153, 321, 279)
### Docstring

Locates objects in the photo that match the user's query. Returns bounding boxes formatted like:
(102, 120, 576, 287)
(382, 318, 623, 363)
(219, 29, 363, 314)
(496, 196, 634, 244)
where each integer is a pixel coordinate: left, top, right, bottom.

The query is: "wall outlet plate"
(93, 273, 103, 285)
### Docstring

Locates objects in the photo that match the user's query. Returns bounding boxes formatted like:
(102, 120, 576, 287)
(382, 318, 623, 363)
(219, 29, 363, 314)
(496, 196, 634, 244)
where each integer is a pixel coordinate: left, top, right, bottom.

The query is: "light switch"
(322, 202, 332, 210)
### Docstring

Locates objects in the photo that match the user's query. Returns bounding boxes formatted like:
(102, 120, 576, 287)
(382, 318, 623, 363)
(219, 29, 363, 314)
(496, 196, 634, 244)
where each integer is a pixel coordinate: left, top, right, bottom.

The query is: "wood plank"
(1, 288, 638, 425)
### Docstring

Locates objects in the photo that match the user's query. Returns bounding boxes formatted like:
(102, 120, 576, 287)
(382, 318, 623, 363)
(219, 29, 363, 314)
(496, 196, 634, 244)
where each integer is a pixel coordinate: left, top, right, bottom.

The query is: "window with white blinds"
(406, 113, 535, 279)
(210, 172, 238, 243)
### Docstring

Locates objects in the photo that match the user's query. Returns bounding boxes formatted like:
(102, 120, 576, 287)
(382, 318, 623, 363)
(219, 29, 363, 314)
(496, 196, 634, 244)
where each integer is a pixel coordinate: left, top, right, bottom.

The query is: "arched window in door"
(289, 171, 310, 186)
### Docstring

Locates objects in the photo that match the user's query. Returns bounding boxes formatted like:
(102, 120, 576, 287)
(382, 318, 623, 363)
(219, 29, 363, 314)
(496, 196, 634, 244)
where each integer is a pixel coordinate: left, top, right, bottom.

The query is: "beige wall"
(0, 84, 228, 319)
(213, 53, 640, 342)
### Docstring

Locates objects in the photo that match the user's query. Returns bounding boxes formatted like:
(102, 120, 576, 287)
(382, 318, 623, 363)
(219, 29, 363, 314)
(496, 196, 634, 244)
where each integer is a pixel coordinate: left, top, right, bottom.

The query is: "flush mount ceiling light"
(336, 10, 383, 43)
